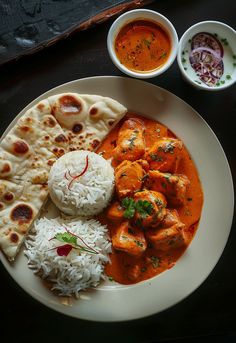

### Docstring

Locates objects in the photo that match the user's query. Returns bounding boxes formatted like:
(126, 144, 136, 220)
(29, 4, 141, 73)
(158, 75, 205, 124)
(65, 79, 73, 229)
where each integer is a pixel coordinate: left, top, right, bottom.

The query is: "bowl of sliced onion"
(177, 21, 236, 90)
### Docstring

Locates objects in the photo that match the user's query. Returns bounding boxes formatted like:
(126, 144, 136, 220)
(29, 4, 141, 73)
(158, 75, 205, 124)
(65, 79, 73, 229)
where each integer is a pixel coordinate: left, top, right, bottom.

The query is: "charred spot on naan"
(10, 204, 33, 224)
(10, 232, 19, 243)
(37, 103, 45, 111)
(91, 139, 100, 150)
(52, 147, 65, 158)
(54, 134, 68, 144)
(47, 159, 55, 166)
(31, 171, 48, 185)
(0, 162, 11, 175)
(19, 126, 33, 133)
(89, 107, 98, 116)
(108, 119, 115, 127)
(3, 192, 14, 202)
(0, 202, 5, 210)
(13, 140, 29, 155)
(52, 95, 83, 116)
(72, 123, 83, 134)
(43, 116, 57, 128)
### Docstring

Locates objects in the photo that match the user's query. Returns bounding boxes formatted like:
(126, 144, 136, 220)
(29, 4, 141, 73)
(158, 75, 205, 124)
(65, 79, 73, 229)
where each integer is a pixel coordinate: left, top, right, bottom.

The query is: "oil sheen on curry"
(115, 20, 171, 72)
(97, 113, 203, 285)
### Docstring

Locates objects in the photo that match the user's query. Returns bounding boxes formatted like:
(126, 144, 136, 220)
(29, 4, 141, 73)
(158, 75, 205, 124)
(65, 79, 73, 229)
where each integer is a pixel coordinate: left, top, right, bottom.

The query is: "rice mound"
(25, 217, 111, 297)
(48, 150, 114, 216)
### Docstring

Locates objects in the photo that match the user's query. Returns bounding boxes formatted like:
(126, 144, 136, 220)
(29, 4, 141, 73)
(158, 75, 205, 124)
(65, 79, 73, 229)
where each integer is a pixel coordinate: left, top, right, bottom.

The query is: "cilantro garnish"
(135, 200, 153, 218)
(121, 198, 136, 219)
(121, 197, 153, 219)
(150, 256, 160, 268)
(55, 232, 77, 245)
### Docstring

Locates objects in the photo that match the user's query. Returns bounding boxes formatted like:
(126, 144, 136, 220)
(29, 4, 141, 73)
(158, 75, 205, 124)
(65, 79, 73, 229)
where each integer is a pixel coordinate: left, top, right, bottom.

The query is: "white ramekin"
(177, 21, 236, 91)
(107, 9, 178, 79)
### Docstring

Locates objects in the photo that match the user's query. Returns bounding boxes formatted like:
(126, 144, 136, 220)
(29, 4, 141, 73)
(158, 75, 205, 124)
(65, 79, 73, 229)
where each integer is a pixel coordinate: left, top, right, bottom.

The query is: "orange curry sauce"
(115, 20, 171, 72)
(97, 113, 203, 285)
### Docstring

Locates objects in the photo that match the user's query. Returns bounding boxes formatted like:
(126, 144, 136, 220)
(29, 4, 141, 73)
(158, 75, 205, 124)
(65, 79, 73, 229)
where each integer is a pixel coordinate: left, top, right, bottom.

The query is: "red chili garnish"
(64, 172, 70, 181)
(57, 244, 73, 256)
(64, 155, 89, 190)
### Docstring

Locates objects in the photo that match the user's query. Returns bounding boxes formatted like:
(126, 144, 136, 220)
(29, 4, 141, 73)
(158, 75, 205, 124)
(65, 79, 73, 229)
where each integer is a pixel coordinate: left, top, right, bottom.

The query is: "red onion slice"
(191, 32, 224, 57)
(189, 47, 224, 87)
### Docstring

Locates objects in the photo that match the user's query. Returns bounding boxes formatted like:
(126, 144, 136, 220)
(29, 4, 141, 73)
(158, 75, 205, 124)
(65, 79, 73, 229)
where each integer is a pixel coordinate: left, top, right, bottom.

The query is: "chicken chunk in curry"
(107, 201, 124, 221)
(148, 170, 190, 206)
(133, 190, 167, 227)
(146, 137, 182, 172)
(115, 159, 149, 198)
(146, 209, 186, 251)
(111, 221, 147, 256)
(113, 118, 145, 161)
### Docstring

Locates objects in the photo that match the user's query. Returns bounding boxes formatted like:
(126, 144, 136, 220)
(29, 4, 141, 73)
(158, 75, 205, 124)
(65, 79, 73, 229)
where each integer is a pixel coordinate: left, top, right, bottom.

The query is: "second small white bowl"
(107, 9, 178, 79)
(177, 21, 236, 91)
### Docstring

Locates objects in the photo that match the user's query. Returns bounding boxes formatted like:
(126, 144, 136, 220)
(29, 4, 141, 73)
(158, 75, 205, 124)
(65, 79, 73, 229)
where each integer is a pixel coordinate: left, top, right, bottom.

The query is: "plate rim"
(0, 76, 234, 322)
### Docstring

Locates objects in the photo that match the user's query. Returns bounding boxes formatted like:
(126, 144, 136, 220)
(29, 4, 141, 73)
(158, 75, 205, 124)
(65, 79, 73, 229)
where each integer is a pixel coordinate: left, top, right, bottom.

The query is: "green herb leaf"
(151, 256, 160, 268)
(159, 52, 167, 59)
(135, 200, 153, 218)
(143, 38, 151, 48)
(121, 197, 136, 219)
(121, 198, 153, 219)
(134, 240, 144, 247)
(55, 232, 77, 245)
(150, 153, 163, 162)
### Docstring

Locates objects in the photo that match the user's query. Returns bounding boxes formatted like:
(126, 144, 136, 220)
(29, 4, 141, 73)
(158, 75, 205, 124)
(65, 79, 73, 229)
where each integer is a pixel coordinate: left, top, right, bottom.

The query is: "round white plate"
(0, 76, 234, 322)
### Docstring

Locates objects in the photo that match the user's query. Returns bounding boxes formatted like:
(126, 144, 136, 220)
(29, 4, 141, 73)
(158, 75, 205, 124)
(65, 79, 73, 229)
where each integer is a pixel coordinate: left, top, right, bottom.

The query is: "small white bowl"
(107, 9, 178, 79)
(177, 21, 236, 91)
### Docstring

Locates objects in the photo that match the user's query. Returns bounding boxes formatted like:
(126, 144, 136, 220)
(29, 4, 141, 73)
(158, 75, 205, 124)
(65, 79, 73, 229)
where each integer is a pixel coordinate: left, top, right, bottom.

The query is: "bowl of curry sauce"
(107, 9, 178, 78)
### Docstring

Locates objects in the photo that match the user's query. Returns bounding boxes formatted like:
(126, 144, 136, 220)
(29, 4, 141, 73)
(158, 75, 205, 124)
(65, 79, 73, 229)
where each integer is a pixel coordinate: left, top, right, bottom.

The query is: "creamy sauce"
(115, 20, 171, 72)
(97, 113, 203, 285)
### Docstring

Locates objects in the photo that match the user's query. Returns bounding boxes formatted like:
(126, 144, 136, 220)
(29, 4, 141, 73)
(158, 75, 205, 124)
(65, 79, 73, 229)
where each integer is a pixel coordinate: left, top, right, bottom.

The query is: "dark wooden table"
(0, 1, 236, 342)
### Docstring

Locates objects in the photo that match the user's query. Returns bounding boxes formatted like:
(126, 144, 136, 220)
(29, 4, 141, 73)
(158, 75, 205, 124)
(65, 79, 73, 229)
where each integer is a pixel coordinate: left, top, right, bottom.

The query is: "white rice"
(24, 217, 111, 297)
(48, 151, 114, 216)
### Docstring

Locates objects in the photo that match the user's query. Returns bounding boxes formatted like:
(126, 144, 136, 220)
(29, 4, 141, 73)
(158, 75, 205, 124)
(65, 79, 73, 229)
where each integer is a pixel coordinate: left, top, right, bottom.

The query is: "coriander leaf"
(121, 197, 136, 219)
(55, 232, 77, 245)
(135, 200, 153, 218)
(151, 256, 160, 268)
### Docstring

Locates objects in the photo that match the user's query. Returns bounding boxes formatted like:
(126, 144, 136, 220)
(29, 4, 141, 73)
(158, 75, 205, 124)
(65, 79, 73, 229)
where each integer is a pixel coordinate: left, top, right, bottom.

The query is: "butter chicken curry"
(97, 113, 203, 285)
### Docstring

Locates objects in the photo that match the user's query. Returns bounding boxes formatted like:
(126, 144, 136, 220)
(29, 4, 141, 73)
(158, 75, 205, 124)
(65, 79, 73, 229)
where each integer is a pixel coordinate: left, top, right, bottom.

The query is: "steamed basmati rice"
(25, 217, 111, 297)
(48, 151, 114, 216)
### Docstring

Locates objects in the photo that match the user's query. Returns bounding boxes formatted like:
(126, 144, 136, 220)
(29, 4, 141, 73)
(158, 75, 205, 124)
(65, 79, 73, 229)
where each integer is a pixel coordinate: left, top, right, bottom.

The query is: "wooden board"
(0, 0, 153, 66)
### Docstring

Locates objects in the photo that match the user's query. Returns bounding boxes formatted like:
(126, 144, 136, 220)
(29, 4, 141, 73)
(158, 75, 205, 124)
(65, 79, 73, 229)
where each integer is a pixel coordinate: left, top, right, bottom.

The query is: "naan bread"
(48, 93, 127, 151)
(0, 107, 67, 260)
(0, 92, 127, 260)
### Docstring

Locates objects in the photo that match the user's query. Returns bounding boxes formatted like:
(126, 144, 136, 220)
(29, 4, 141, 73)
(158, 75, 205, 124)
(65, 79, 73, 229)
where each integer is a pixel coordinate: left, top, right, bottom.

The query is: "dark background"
(0, 0, 236, 342)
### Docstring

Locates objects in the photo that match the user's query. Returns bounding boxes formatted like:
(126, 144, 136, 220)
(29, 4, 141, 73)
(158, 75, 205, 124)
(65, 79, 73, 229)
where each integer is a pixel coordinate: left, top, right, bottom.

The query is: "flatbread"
(0, 92, 127, 260)
(48, 93, 127, 151)
(0, 106, 67, 259)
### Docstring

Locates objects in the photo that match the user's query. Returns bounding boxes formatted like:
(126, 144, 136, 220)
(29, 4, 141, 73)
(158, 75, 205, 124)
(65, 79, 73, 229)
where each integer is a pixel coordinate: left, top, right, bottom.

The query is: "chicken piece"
(148, 170, 190, 206)
(146, 137, 183, 172)
(115, 159, 149, 198)
(133, 190, 167, 228)
(113, 118, 145, 161)
(146, 209, 186, 251)
(111, 221, 147, 256)
(107, 201, 124, 221)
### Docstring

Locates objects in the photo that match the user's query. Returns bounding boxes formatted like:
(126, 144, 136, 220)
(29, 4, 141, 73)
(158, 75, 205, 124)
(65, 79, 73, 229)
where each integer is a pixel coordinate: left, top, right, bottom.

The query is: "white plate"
(0, 76, 234, 322)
